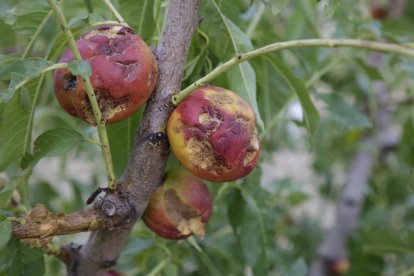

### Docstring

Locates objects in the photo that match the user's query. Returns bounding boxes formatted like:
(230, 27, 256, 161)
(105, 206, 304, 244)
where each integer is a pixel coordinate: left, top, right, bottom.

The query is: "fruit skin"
(370, 4, 388, 20)
(167, 86, 260, 182)
(54, 25, 158, 124)
(327, 258, 350, 276)
(142, 169, 212, 240)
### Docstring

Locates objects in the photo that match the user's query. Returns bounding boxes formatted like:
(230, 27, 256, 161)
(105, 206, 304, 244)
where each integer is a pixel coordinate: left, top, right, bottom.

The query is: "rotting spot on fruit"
(53, 24, 158, 124)
(167, 85, 260, 182)
(62, 74, 77, 91)
(142, 169, 213, 240)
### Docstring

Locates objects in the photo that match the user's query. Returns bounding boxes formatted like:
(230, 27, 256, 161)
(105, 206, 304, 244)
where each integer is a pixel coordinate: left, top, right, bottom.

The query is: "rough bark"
(65, 1, 200, 275)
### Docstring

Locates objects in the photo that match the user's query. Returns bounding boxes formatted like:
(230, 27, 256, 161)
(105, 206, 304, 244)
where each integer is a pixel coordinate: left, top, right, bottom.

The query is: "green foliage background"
(1, 0, 414, 275)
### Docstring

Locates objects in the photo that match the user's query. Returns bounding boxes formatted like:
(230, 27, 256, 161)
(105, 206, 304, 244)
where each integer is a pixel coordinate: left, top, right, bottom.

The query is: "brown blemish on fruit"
(81, 89, 130, 124)
(164, 189, 200, 220)
(61, 74, 77, 91)
(205, 91, 233, 105)
(54, 24, 158, 124)
(165, 188, 207, 239)
(143, 170, 212, 240)
(84, 25, 124, 40)
(186, 138, 215, 170)
(168, 86, 260, 182)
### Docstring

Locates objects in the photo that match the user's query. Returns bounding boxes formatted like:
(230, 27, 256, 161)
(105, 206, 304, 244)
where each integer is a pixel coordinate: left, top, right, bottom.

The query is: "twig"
(101, 0, 127, 25)
(173, 38, 414, 105)
(12, 206, 103, 239)
(47, 0, 116, 189)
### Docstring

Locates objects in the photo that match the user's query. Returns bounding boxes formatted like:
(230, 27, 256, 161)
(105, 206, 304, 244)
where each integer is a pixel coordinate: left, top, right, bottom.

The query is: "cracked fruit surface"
(143, 169, 212, 240)
(167, 86, 260, 182)
(54, 25, 158, 124)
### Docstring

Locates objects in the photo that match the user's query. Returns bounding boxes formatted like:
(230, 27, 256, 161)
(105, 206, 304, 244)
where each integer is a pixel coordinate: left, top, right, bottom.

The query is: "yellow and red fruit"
(167, 86, 260, 182)
(142, 169, 212, 240)
(54, 25, 158, 124)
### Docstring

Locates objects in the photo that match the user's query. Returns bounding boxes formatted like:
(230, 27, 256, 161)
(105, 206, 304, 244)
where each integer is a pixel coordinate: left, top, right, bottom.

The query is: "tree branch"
(173, 38, 414, 105)
(65, 1, 200, 275)
(308, 56, 398, 276)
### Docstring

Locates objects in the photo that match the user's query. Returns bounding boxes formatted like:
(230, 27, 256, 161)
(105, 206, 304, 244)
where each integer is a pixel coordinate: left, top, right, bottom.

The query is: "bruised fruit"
(167, 86, 260, 182)
(54, 25, 158, 124)
(143, 169, 212, 240)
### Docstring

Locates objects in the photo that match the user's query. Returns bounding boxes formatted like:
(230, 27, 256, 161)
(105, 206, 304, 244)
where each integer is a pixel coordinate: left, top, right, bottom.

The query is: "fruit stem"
(102, 0, 127, 25)
(173, 38, 414, 105)
(48, 0, 116, 189)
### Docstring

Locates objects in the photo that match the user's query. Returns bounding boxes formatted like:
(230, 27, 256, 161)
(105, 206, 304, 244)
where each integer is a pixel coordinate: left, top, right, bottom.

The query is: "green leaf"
(0, 215, 12, 249)
(226, 183, 267, 267)
(204, 1, 264, 130)
(67, 60, 91, 78)
(266, 55, 320, 135)
(321, 0, 340, 21)
(319, 94, 372, 134)
(0, 58, 54, 102)
(271, 0, 291, 15)
(226, 188, 245, 232)
(284, 258, 308, 276)
(0, 77, 43, 171)
(47, 26, 84, 61)
(7, 239, 45, 276)
(31, 128, 85, 164)
(2, 0, 50, 40)
(107, 111, 142, 177)
(356, 60, 383, 81)
(239, 189, 267, 267)
(119, 0, 158, 41)
(0, 179, 18, 208)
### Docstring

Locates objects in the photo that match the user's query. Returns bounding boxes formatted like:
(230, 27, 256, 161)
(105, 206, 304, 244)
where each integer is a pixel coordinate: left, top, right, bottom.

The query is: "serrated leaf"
(0, 58, 53, 102)
(31, 128, 85, 164)
(0, 215, 12, 249)
(205, 1, 264, 130)
(266, 55, 320, 135)
(319, 94, 372, 134)
(2, 0, 51, 44)
(0, 179, 18, 208)
(0, 77, 43, 171)
(8, 239, 45, 276)
(67, 60, 91, 78)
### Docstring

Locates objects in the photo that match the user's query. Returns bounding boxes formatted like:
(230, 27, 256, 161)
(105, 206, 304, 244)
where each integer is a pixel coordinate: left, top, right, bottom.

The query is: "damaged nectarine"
(142, 169, 212, 240)
(167, 86, 260, 182)
(54, 25, 158, 124)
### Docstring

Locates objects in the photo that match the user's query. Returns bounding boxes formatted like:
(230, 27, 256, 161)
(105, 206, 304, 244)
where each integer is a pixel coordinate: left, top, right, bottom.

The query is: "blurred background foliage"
(1, 0, 414, 275)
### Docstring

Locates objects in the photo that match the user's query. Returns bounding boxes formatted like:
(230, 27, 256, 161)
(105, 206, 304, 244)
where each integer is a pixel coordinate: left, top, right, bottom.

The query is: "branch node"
(101, 200, 116, 217)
